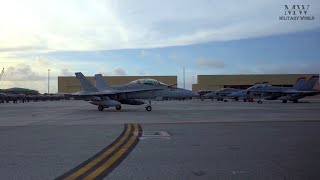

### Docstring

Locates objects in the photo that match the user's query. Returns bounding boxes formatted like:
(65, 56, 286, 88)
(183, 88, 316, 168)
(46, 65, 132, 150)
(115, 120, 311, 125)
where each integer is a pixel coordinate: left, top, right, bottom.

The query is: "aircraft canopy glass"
(216, 88, 233, 92)
(247, 84, 271, 90)
(130, 79, 167, 86)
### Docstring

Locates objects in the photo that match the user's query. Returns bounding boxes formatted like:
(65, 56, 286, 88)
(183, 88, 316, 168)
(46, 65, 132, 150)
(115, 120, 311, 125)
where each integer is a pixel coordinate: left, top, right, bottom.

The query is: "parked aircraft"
(230, 76, 319, 103)
(249, 76, 319, 103)
(203, 88, 241, 101)
(228, 77, 306, 102)
(72, 72, 198, 111)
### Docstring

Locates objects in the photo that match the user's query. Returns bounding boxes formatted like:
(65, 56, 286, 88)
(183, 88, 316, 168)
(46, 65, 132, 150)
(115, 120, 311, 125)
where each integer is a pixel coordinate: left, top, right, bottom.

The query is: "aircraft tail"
(75, 72, 98, 92)
(301, 75, 319, 90)
(293, 77, 306, 90)
(94, 74, 109, 90)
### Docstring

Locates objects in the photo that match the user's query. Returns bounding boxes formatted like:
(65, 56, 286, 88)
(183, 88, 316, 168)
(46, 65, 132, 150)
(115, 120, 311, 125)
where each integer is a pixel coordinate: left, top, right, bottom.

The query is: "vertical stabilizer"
(75, 72, 98, 92)
(301, 76, 319, 90)
(94, 74, 109, 90)
(293, 77, 306, 90)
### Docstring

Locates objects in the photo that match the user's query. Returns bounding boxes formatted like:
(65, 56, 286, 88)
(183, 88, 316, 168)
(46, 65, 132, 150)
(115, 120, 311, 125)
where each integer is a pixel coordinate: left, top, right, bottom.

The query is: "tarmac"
(0, 99, 319, 180)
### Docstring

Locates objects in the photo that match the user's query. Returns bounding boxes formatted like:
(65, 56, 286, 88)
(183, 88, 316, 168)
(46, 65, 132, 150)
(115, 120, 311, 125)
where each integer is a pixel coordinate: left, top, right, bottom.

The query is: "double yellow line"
(57, 123, 142, 180)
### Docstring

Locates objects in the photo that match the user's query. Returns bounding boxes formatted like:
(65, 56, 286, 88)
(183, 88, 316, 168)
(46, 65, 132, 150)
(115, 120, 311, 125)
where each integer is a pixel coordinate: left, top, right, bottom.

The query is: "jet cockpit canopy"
(247, 84, 272, 90)
(129, 79, 167, 86)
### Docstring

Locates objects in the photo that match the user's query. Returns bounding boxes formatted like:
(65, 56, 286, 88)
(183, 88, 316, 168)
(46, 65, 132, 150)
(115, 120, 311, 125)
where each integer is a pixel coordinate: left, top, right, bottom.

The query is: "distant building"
(0, 87, 39, 95)
(192, 74, 320, 92)
(58, 76, 177, 93)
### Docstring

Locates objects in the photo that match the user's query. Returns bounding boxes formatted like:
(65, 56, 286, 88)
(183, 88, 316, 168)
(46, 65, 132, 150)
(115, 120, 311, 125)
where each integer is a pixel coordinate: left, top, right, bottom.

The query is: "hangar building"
(58, 76, 177, 93)
(192, 74, 320, 92)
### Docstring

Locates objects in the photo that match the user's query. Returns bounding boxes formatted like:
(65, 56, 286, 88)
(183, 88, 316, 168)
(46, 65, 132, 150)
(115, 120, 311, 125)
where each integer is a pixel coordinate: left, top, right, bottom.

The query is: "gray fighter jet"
(248, 76, 319, 103)
(203, 88, 241, 101)
(235, 76, 319, 103)
(72, 72, 198, 111)
(228, 77, 308, 102)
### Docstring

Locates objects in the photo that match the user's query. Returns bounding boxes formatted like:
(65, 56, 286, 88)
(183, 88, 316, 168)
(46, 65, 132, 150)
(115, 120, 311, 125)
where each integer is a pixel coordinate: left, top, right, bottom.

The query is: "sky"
(0, 0, 320, 93)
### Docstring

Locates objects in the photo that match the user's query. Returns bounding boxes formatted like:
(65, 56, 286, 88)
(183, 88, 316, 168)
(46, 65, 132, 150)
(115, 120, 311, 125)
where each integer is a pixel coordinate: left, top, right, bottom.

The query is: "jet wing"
(70, 87, 164, 96)
(250, 89, 320, 94)
(282, 90, 320, 94)
(71, 91, 116, 96)
(248, 89, 282, 93)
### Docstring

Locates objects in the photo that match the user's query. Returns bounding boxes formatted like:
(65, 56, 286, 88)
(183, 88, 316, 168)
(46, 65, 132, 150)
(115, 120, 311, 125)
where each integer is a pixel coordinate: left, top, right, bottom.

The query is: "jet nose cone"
(192, 92, 199, 97)
(183, 89, 198, 98)
(179, 88, 198, 98)
(228, 92, 237, 97)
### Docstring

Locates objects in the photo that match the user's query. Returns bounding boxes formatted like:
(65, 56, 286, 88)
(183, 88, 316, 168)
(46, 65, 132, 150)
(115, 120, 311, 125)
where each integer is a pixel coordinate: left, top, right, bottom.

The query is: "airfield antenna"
(183, 67, 185, 89)
(0, 68, 4, 81)
(48, 69, 50, 94)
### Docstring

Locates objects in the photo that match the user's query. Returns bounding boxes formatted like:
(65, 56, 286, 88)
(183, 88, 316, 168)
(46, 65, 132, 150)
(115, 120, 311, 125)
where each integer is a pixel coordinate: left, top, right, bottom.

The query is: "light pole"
(48, 69, 50, 94)
(183, 67, 185, 89)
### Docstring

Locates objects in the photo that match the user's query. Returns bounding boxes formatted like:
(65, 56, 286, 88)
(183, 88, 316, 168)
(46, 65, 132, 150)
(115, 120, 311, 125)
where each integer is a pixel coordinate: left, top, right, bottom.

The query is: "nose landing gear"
(145, 100, 152, 111)
(98, 105, 104, 111)
(116, 105, 121, 110)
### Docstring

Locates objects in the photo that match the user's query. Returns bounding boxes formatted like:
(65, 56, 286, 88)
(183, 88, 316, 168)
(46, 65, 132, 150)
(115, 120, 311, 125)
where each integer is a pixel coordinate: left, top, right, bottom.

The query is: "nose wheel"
(146, 106, 152, 111)
(98, 105, 104, 111)
(145, 100, 152, 111)
(116, 105, 121, 110)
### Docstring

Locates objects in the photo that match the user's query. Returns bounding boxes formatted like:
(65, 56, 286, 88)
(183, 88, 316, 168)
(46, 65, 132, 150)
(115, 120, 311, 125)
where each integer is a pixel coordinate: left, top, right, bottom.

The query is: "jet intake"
(277, 96, 292, 100)
(84, 96, 101, 101)
(119, 99, 144, 105)
(264, 96, 278, 100)
(89, 100, 121, 107)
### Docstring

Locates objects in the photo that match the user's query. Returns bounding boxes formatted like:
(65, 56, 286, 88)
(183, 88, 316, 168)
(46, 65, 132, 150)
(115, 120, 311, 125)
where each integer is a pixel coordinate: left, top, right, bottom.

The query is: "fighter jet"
(243, 76, 320, 103)
(203, 88, 241, 101)
(228, 77, 308, 103)
(227, 89, 249, 102)
(71, 72, 198, 111)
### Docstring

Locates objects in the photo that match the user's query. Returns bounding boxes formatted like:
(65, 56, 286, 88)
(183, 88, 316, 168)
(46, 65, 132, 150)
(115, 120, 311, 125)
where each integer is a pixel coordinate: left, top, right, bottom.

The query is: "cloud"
(99, 67, 127, 76)
(2, 64, 46, 81)
(37, 57, 51, 66)
(195, 58, 225, 68)
(113, 67, 127, 76)
(257, 64, 320, 74)
(0, 45, 47, 52)
(0, 57, 71, 93)
(60, 68, 73, 76)
(137, 70, 146, 75)
(0, 0, 319, 53)
(235, 63, 320, 75)
(139, 50, 161, 59)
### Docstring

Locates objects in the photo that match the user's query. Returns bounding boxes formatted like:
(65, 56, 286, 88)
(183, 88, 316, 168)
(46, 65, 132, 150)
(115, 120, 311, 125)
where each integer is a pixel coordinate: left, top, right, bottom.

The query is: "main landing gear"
(145, 100, 152, 111)
(98, 105, 121, 111)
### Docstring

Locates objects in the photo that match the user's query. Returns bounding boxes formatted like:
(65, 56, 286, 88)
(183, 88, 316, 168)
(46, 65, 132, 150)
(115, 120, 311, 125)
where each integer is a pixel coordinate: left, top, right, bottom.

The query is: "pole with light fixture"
(48, 69, 50, 94)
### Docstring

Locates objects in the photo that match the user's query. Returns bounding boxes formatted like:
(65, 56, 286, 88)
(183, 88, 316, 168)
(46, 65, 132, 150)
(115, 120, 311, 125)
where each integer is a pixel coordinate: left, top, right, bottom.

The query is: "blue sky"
(0, 0, 320, 92)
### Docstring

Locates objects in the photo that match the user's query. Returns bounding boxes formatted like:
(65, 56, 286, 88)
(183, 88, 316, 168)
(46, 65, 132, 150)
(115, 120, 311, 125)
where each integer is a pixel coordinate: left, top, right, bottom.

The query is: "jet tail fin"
(94, 74, 110, 90)
(75, 72, 98, 92)
(301, 75, 319, 90)
(293, 77, 306, 90)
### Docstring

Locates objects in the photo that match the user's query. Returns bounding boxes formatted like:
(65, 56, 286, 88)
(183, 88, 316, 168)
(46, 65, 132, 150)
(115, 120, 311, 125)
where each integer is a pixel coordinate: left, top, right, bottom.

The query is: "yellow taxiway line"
(56, 123, 142, 180)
